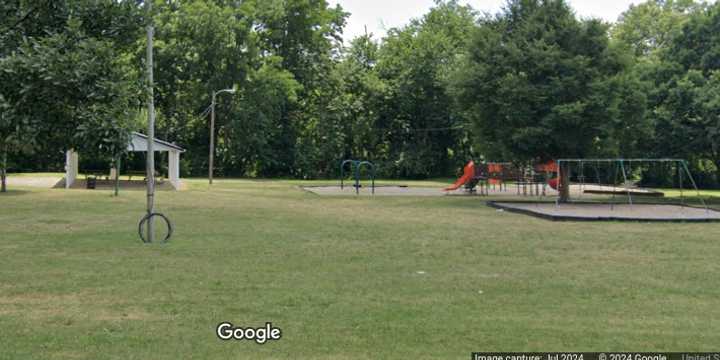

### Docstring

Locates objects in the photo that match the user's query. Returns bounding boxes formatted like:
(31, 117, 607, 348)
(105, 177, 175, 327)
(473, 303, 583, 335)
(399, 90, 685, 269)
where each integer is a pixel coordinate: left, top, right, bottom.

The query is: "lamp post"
(209, 88, 236, 185)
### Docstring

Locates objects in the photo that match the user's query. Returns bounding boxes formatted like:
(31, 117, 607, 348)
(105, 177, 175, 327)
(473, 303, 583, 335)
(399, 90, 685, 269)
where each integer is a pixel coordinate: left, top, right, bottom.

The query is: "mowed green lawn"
(2, 176, 720, 359)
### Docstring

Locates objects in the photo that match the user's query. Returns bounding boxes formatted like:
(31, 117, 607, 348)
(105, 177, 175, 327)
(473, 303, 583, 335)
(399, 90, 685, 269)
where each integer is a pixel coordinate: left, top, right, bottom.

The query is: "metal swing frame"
(555, 158, 709, 213)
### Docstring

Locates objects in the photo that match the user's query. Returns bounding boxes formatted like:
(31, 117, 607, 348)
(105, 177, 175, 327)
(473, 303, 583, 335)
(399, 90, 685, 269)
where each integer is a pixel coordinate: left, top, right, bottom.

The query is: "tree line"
(1, 0, 720, 192)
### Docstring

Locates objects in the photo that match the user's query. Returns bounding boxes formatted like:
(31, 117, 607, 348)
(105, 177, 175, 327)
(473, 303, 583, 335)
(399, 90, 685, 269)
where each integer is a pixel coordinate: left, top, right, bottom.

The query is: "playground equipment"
(340, 160, 376, 195)
(443, 157, 719, 221)
(554, 158, 707, 211)
(487, 158, 719, 222)
(138, 1, 172, 243)
(445, 161, 476, 191)
(446, 161, 558, 196)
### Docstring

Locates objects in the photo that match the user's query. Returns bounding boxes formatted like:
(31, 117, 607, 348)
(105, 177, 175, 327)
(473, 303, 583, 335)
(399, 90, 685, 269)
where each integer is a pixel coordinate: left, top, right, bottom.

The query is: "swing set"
(554, 158, 709, 212)
(489, 158, 720, 221)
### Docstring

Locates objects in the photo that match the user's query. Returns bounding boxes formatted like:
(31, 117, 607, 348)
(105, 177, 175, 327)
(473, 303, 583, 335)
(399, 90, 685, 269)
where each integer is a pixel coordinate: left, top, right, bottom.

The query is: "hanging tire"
(138, 212, 173, 243)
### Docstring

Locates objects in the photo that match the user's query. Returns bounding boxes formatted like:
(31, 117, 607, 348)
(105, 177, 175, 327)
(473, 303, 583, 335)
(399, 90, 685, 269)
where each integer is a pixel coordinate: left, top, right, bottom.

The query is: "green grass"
(2, 177, 720, 359)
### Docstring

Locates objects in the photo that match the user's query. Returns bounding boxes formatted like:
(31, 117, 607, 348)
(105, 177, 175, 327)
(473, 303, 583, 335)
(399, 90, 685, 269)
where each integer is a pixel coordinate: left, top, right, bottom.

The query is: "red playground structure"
(445, 160, 560, 196)
(445, 161, 477, 191)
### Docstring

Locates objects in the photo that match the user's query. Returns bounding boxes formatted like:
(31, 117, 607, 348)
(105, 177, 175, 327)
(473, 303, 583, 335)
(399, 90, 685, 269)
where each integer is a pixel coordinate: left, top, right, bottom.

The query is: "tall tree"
(224, 60, 301, 176)
(374, 0, 476, 178)
(612, 0, 703, 58)
(253, 0, 348, 177)
(151, 0, 255, 176)
(454, 0, 646, 200)
(649, 2, 720, 184)
(294, 33, 387, 177)
(0, 0, 142, 191)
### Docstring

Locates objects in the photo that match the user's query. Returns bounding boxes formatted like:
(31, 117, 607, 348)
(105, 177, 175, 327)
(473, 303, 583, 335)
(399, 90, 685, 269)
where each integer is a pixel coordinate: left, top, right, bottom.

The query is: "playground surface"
(302, 183, 663, 198)
(302, 185, 455, 196)
(3, 176, 720, 357)
(491, 202, 720, 222)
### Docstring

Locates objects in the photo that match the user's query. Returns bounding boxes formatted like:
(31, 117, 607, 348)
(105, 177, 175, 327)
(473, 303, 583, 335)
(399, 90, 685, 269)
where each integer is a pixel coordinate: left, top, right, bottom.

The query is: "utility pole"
(208, 88, 235, 185)
(209, 91, 216, 185)
(145, 0, 155, 243)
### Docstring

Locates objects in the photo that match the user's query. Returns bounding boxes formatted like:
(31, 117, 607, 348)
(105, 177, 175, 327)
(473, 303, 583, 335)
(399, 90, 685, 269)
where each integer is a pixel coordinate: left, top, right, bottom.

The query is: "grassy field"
(2, 176, 720, 359)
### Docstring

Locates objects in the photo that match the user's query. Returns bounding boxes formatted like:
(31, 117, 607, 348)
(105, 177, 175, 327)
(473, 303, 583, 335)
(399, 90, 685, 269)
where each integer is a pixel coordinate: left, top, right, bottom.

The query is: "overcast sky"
(328, 0, 644, 42)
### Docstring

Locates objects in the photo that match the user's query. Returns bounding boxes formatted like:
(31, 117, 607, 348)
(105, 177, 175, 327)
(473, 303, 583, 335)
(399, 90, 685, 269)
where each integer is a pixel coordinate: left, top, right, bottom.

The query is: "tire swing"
(138, 212, 173, 243)
(137, 3, 173, 244)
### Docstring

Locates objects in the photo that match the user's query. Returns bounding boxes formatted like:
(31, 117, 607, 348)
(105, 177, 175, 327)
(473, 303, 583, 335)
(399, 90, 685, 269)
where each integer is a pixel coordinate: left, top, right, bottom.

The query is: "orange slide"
(445, 161, 475, 191)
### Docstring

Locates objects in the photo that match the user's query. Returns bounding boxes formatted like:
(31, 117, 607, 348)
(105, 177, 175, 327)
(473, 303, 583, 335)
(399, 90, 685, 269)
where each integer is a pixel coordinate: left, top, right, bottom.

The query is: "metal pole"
(145, 0, 155, 243)
(340, 161, 344, 189)
(555, 160, 561, 209)
(678, 161, 685, 209)
(611, 161, 618, 211)
(681, 160, 709, 212)
(620, 159, 632, 206)
(578, 161, 584, 199)
(354, 161, 359, 195)
(209, 91, 216, 185)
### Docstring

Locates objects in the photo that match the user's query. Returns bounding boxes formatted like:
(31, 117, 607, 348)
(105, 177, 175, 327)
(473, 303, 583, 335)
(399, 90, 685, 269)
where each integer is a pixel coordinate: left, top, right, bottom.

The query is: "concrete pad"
(490, 202, 720, 222)
(6, 176, 62, 188)
(302, 185, 456, 197)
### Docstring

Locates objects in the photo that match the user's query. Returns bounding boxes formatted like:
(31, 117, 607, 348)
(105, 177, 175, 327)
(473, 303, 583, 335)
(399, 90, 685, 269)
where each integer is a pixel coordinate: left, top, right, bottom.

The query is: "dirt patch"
(0, 292, 165, 322)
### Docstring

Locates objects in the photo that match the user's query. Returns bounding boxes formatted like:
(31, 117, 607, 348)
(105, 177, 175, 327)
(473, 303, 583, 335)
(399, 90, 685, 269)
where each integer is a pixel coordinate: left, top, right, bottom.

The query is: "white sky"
(328, 0, 644, 41)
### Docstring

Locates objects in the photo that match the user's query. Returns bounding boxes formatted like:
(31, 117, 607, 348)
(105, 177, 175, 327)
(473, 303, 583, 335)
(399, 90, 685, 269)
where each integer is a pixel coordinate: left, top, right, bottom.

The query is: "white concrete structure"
(65, 132, 185, 190)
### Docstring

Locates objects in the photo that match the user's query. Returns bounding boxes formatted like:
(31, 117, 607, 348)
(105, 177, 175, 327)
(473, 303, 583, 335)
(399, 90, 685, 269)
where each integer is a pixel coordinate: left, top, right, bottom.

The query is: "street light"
(209, 87, 236, 185)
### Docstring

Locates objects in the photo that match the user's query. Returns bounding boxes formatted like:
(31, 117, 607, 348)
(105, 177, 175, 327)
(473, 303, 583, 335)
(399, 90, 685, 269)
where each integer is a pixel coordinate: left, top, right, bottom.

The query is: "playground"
(6, 0, 720, 356)
(2, 176, 720, 358)
(310, 158, 720, 221)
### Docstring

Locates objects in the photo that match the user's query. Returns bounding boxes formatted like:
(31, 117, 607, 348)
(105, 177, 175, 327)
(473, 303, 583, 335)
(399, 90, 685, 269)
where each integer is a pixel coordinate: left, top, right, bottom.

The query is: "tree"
(293, 33, 388, 178)
(454, 0, 647, 200)
(0, 1, 142, 192)
(374, 0, 476, 178)
(253, 0, 348, 177)
(151, 0, 255, 176)
(612, 0, 703, 58)
(150, 0, 348, 178)
(648, 3, 720, 184)
(224, 60, 301, 176)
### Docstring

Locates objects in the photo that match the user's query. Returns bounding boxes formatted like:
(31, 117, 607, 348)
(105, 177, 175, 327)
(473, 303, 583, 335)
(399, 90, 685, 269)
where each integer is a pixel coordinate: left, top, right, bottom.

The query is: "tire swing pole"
(137, 1, 171, 244)
(145, 0, 156, 243)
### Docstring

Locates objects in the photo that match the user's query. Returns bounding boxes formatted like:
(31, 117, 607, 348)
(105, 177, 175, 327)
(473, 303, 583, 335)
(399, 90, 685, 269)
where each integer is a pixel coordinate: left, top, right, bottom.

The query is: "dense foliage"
(2, 0, 720, 190)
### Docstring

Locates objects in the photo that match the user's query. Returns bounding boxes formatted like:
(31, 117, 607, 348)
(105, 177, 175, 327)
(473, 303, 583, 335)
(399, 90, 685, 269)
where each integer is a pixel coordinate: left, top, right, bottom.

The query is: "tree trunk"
(1, 147, 7, 193)
(114, 156, 121, 197)
(559, 161, 570, 203)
